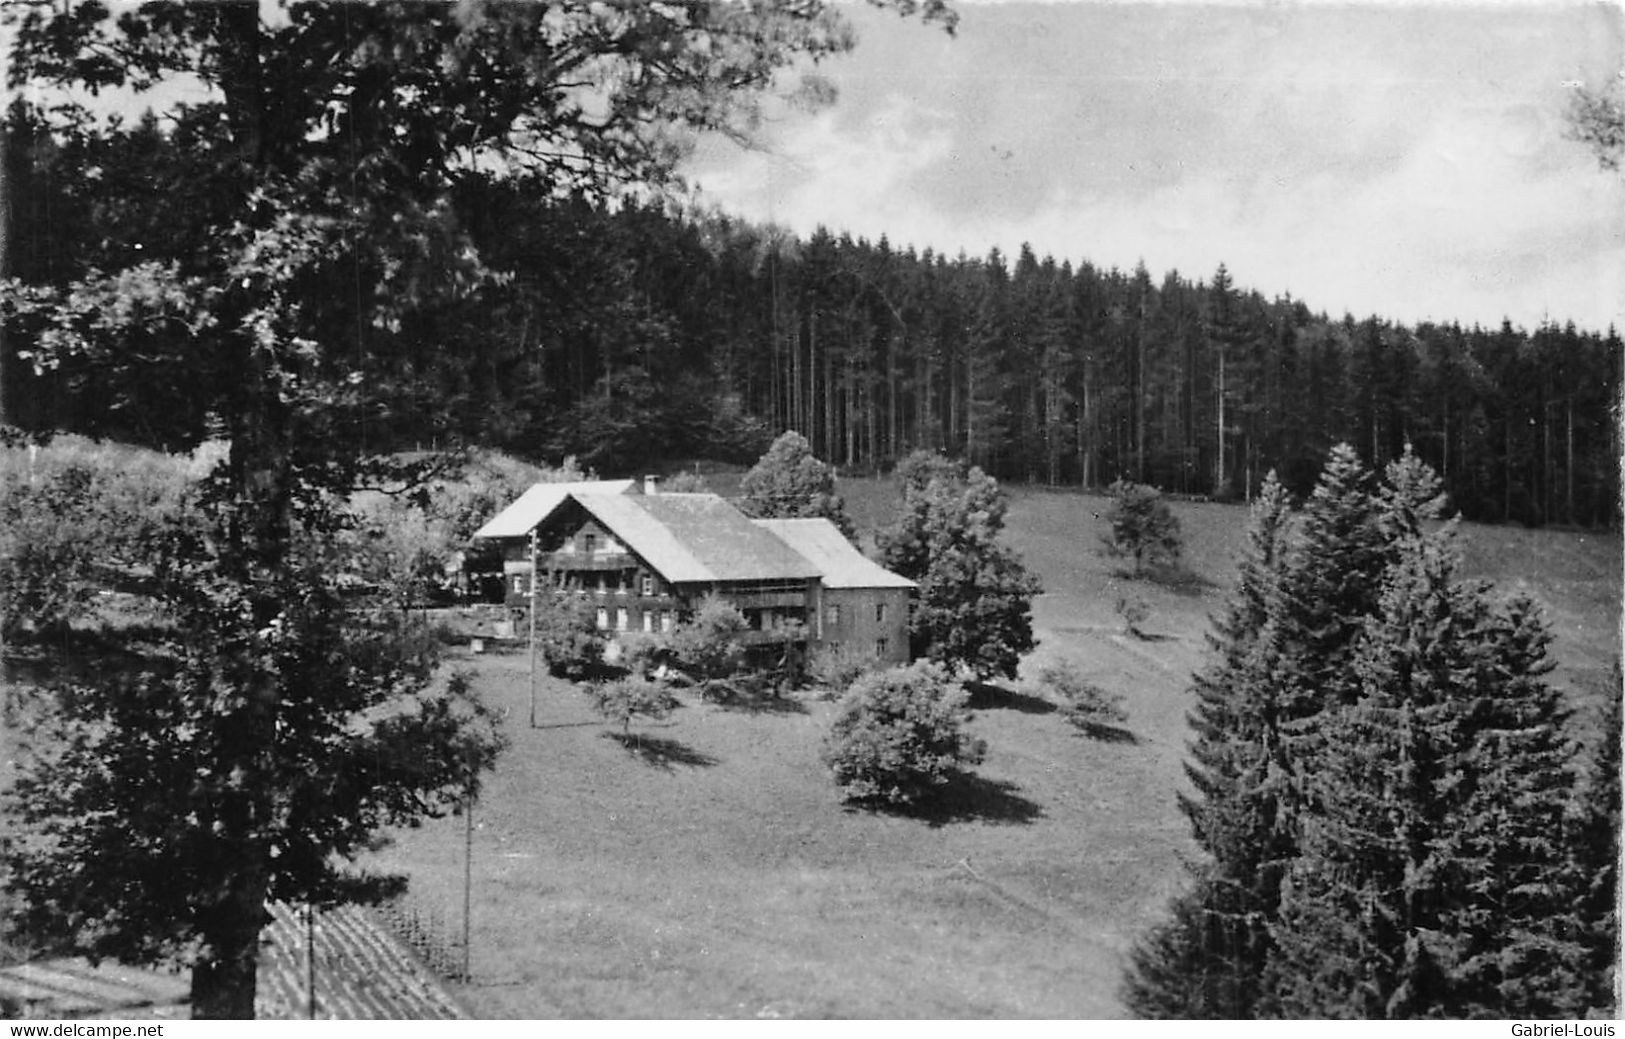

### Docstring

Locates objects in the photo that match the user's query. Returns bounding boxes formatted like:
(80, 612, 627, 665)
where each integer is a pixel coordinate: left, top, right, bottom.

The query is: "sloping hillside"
(360, 481, 1617, 1018)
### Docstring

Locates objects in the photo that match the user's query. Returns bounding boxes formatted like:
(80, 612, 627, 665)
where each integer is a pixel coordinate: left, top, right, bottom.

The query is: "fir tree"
(1128, 444, 1597, 1019)
(1271, 442, 1390, 721)
(1266, 529, 1586, 1018)
(1573, 661, 1622, 1016)
(1124, 473, 1295, 1017)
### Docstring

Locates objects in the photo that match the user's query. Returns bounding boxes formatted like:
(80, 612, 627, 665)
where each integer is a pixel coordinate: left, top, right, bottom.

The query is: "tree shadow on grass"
(705, 687, 810, 716)
(964, 680, 1057, 715)
(851, 771, 1045, 828)
(602, 731, 719, 770)
(1071, 720, 1140, 744)
(1121, 628, 1177, 644)
(1145, 564, 1217, 597)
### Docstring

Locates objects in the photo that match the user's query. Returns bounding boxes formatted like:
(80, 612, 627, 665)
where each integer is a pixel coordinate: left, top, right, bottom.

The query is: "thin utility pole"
(462, 761, 473, 983)
(1216, 348, 1226, 493)
(528, 529, 538, 728)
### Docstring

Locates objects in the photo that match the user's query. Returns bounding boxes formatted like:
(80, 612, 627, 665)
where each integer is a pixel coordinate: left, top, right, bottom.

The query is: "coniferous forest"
(4, 101, 1620, 528)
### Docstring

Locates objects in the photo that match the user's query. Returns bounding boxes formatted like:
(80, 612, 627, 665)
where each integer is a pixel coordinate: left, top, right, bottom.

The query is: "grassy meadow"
(365, 477, 1621, 1019)
(2, 447, 1618, 1016)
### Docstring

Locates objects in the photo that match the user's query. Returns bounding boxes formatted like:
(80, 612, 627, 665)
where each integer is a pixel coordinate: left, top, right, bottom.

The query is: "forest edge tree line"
(4, 104, 1621, 529)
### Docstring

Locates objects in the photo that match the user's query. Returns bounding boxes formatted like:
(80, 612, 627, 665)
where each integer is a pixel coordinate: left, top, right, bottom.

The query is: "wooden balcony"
(725, 590, 810, 609)
(738, 629, 807, 646)
(539, 551, 635, 572)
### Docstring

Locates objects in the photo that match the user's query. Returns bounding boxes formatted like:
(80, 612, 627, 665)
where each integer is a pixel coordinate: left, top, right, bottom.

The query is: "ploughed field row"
(257, 901, 467, 1020)
(0, 903, 464, 1020)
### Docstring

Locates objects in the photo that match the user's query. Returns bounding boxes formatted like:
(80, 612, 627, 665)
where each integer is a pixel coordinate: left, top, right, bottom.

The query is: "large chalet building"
(472, 478, 914, 665)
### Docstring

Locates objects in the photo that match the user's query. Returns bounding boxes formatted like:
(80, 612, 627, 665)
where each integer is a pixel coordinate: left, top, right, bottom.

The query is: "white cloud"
(684, 2, 1625, 329)
(689, 94, 959, 243)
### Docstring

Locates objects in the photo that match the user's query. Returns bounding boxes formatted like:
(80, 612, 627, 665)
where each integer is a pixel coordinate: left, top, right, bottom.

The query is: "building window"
(595, 606, 609, 630)
(826, 604, 841, 626)
(661, 611, 675, 633)
(615, 607, 629, 631)
(875, 637, 889, 658)
(641, 574, 654, 596)
(513, 575, 525, 595)
(875, 602, 888, 624)
(642, 611, 654, 633)
(583, 533, 597, 554)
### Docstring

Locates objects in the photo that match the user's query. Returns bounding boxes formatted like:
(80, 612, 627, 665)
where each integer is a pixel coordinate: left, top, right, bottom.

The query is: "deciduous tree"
(589, 676, 681, 741)
(737, 429, 857, 540)
(3, 490, 506, 1011)
(0, 0, 953, 1017)
(821, 661, 985, 806)
(1568, 82, 1625, 172)
(876, 451, 1039, 680)
(1100, 479, 1182, 577)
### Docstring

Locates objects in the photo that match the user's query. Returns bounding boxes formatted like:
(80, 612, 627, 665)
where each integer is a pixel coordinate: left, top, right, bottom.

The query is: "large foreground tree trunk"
(191, 895, 270, 1019)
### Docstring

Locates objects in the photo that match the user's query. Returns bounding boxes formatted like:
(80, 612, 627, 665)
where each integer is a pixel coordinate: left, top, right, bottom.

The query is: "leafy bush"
(1, 439, 193, 642)
(666, 594, 748, 691)
(588, 676, 681, 738)
(531, 591, 607, 680)
(346, 504, 451, 610)
(806, 641, 879, 698)
(350, 450, 590, 605)
(1101, 480, 1182, 577)
(820, 662, 987, 806)
(615, 631, 672, 678)
(434, 451, 589, 545)
(1115, 595, 1151, 637)
(1027, 659, 1127, 736)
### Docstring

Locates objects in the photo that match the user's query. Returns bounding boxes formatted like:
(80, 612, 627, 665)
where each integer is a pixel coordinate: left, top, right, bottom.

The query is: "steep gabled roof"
(573, 493, 821, 584)
(472, 480, 637, 540)
(753, 518, 916, 590)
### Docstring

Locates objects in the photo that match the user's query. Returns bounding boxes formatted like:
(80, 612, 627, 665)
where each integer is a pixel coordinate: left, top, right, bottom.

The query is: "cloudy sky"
(683, 1, 1624, 333)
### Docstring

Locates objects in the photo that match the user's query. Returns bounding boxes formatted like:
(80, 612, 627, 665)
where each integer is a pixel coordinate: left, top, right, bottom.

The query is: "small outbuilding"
(751, 518, 916, 666)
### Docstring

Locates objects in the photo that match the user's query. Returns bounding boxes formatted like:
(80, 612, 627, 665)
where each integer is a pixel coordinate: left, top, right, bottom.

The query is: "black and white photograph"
(0, 0, 1620, 1021)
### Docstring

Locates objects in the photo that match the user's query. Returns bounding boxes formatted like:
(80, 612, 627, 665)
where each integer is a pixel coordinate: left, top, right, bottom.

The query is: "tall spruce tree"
(1124, 473, 1295, 1018)
(1127, 443, 1599, 1018)
(1571, 660, 1621, 1016)
(1271, 443, 1392, 722)
(1266, 525, 1585, 1018)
